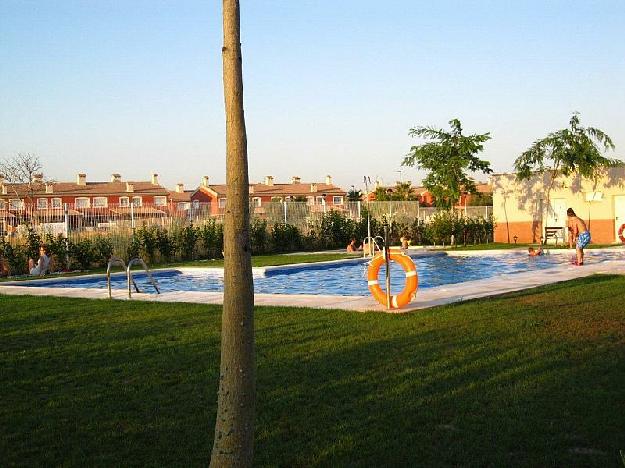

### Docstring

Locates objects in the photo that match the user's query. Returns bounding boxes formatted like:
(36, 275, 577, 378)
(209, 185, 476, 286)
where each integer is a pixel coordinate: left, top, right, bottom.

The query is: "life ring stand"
(367, 251, 418, 309)
(618, 223, 625, 244)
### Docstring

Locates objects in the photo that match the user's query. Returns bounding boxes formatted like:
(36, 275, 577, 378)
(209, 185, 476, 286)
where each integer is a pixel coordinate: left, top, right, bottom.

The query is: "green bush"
(177, 225, 198, 260)
(45, 233, 69, 271)
(0, 240, 28, 275)
(250, 219, 269, 254)
(91, 236, 114, 267)
(156, 228, 175, 262)
(126, 236, 141, 262)
(68, 239, 94, 270)
(271, 223, 301, 252)
(198, 220, 223, 259)
(136, 225, 158, 263)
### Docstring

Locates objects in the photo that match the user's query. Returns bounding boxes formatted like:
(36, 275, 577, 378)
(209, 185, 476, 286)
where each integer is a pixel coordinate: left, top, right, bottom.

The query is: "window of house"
(93, 197, 108, 208)
(0, 200, 5, 209)
(75, 197, 90, 208)
(252, 197, 262, 207)
(332, 196, 344, 205)
(154, 196, 167, 206)
(132, 196, 142, 207)
(218, 198, 227, 208)
(316, 196, 325, 205)
(192, 200, 200, 209)
(36, 198, 48, 209)
(307, 196, 314, 206)
(9, 199, 23, 210)
(51, 198, 62, 209)
(177, 202, 190, 210)
(119, 196, 129, 207)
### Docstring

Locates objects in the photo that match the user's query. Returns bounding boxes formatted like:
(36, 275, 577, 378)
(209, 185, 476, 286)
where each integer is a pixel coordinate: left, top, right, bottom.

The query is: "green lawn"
(1, 276, 624, 466)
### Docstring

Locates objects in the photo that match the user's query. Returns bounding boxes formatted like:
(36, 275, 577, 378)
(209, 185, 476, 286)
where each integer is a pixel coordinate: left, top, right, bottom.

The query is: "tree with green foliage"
(403, 119, 492, 208)
(514, 113, 619, 183)
(347, 187, 362, 201)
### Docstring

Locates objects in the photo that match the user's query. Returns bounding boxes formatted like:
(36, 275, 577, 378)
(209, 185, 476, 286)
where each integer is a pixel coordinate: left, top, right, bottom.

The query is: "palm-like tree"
(403, 119, 492, 208)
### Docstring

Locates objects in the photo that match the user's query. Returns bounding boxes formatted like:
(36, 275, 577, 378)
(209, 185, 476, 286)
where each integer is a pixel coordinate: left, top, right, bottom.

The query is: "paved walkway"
(1, 254, 624, 313)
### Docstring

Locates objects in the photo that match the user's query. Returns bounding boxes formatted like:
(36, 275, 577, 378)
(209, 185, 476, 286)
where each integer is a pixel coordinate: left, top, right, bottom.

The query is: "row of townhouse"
(0, 172, 347, 214)
(191, 175, 347, 215)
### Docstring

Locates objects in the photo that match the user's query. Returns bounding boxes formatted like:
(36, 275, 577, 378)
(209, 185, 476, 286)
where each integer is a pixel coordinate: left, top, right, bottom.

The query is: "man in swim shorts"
(567, 208, 591, 265)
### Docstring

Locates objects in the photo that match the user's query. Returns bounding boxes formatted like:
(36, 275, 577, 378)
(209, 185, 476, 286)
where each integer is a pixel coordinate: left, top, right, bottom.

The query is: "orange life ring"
(618, 223, 625, 243)
(367, 252, 418, 309)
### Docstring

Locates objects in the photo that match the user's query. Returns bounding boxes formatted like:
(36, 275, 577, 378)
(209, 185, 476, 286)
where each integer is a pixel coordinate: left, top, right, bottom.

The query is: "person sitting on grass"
(528, 246, 543, 257)
(567, 208, 591, 265)
(346, 238, 361, 253)
(28, 244, 50, 276)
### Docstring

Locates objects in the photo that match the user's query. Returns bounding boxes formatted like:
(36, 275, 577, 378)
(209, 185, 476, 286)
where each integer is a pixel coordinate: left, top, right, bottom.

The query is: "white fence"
(1, 201, 492, 242)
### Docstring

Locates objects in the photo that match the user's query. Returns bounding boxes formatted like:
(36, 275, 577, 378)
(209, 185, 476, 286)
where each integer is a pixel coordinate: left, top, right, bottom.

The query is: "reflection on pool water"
(14, 250, 625, 296)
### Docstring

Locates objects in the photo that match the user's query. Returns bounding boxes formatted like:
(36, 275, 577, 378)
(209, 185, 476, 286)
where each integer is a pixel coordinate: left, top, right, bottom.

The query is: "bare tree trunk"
(210, 1, 255, 466)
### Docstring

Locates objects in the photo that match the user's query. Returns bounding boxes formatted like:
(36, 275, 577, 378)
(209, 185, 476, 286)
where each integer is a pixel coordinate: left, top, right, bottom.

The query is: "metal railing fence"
(1, 201, 492, 258)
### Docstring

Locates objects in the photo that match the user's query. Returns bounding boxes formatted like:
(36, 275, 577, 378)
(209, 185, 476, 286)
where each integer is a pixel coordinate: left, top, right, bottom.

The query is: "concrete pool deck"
(1, 248, 624, 312)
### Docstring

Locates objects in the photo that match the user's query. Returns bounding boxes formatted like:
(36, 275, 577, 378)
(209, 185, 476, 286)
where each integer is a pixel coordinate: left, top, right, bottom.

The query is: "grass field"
(1, 276, 624, 466)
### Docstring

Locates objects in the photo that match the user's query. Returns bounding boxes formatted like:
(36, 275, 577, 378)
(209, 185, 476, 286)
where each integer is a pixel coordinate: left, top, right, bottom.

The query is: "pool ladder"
(106, 257, 160, 299)
(362, 236, 384, 258)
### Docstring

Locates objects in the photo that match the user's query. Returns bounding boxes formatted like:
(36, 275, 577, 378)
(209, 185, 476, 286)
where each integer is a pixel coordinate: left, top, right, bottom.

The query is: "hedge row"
(0, 210, 494, 275)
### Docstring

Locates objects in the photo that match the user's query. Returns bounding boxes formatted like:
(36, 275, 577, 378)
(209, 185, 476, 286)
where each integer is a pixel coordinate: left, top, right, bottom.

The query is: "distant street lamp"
(513, 235, 518, 244)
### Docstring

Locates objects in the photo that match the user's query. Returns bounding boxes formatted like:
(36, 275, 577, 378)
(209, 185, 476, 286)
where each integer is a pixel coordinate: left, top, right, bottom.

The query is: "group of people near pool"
(346, 207, 592, 266)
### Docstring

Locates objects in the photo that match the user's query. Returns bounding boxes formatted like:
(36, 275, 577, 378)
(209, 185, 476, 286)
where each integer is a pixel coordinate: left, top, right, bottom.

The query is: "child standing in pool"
(567, 208, 591, 265)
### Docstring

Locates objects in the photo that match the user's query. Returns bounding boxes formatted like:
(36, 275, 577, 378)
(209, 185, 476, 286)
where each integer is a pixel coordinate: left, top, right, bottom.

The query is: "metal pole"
(383, 220, 391, 310)
(283, 200, 287, 224)
(130, 202, 135, 231)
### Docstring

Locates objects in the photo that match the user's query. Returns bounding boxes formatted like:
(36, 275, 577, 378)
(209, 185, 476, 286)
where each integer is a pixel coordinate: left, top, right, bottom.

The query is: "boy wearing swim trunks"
(567, 208, 591, 265)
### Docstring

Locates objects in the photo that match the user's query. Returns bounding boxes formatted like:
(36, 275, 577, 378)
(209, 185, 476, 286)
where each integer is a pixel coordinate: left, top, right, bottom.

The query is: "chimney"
(201, 175, 209, 187)
(151, 173, 159, 185)
(77, 173, 87, 185)
(291, 176, 301, 184)
(0, 174, 4, 185)
(264, 175, 274, 186)
(1, 185, 6, 195)
(176, 183, 184, 193)
(111, 173, 122, 182)
(45, 183, 53, 194)
(310, 183, 317, 193)
(249, 185, 254, 194)
(325, 175, 332, 185)
(126, 182, 134, 193)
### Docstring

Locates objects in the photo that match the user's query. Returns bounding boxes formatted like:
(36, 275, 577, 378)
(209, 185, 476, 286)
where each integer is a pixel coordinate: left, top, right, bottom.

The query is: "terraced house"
(0, 173, 172, 235)
(191, 175, 347, 215)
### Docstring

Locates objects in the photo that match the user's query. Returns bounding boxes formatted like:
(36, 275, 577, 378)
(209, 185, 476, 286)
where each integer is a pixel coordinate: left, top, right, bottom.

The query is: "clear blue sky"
(1, 0, 624, 191)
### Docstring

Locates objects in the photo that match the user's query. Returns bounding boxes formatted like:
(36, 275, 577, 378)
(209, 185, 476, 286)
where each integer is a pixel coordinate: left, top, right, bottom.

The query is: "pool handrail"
(106, 257, 132, 299)
(362, 236, 383, 258)
(126, 258, 160, 299)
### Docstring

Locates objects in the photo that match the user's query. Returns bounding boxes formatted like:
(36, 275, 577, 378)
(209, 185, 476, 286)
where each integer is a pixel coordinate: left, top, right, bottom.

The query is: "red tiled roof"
(169, 190, 193, 202)
(201, 182, 346, 197)
(0, 181, 169, 197)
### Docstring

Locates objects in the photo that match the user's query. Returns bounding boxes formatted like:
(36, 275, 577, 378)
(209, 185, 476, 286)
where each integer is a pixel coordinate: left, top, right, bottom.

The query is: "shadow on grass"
(1, 276, 624, 466)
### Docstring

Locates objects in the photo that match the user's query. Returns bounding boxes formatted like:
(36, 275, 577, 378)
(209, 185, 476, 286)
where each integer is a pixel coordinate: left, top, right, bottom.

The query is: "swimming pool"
(13, 249, 625, 296)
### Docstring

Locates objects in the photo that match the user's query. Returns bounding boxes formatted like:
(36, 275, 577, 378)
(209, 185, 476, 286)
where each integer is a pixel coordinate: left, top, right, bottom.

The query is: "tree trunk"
(210, 1, 255, 466)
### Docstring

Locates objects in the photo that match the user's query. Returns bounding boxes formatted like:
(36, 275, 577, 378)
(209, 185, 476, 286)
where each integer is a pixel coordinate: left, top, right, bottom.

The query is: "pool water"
(15, 250, 625, 296)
